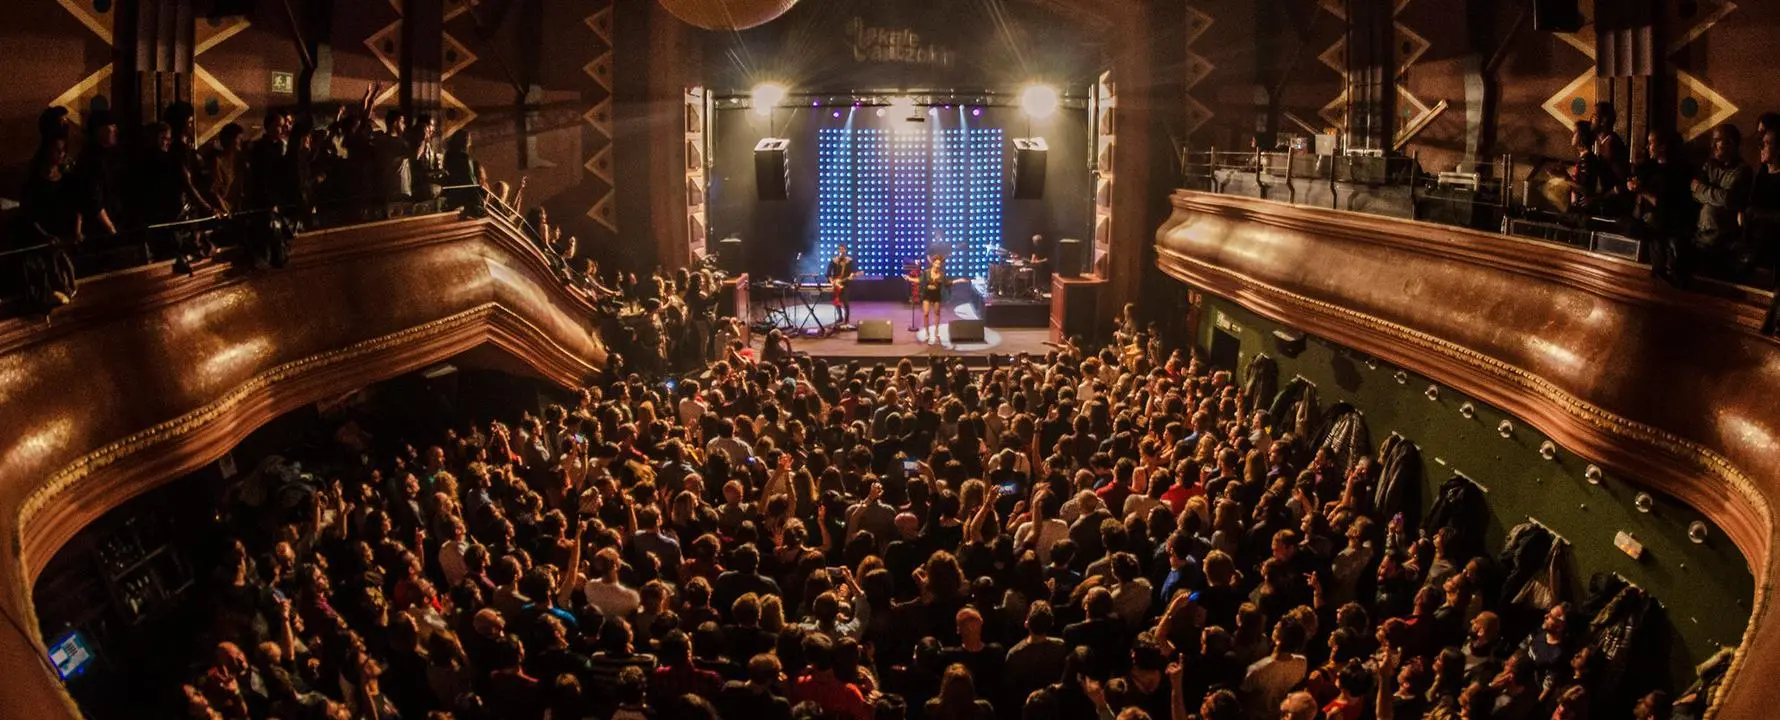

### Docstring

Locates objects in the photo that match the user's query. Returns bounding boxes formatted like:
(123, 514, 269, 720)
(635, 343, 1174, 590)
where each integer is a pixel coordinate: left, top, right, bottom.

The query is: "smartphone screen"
(902, 458, 918, 472)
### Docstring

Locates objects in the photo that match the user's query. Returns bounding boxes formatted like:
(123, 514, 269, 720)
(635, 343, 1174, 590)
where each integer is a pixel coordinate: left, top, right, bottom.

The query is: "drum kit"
(987, 250, 1041, 300)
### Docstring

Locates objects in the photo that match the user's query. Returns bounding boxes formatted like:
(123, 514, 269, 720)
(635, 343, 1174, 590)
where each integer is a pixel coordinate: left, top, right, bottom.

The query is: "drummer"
(1030, 233, 1053, 288)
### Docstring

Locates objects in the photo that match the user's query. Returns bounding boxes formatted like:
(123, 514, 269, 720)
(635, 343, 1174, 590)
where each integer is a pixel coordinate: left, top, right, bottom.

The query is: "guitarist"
(826, 243, 859, 324)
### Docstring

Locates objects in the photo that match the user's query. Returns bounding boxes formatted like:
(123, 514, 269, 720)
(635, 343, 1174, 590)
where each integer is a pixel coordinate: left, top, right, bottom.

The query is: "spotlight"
(876, 108, 886, 118)
(752, 83, 788, 116)
(972, 107, 983, 117)
(832, 110, 842, 118)
(928, 107, 940, 117)
(1020, 84, 1060, 119)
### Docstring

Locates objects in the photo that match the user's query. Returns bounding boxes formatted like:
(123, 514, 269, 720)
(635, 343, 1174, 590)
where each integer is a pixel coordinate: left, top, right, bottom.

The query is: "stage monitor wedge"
(754, 138, 790, 201)
(949, 320, 987, 344)
(857, 320, 894, 344)
(1012, 137, 1048, 200)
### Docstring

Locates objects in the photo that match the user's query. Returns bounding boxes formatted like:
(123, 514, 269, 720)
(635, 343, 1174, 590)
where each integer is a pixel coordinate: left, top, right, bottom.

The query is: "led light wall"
(815, 122, 1005, 279)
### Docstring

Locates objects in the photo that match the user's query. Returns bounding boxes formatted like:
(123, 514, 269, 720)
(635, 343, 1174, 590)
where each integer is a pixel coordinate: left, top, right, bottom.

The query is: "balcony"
(0, 211, 605, 719)
(1157, 189, 1777, 717)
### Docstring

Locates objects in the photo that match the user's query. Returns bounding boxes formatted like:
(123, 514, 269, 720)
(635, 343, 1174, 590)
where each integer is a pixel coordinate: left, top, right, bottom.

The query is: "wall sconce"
(1585, 465, 1603, 485)
(1498, 420, 1513, 438)
(1634, 493, 1654, 513)
(1689, 521, 1710, 544)
(1395, 371, 1409, 385)
(1425, 385, 1440, 401)
(1365, 358, 1379, 370)
(1539, 440, 1558, 460)
(1459, 402, 1476, 419)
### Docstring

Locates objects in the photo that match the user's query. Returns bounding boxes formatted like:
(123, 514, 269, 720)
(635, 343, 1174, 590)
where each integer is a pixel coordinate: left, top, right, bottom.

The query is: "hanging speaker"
(754, 138, 790, 201)
(1533, 0, 1582, 32)
(1013, 137, 1048, 200)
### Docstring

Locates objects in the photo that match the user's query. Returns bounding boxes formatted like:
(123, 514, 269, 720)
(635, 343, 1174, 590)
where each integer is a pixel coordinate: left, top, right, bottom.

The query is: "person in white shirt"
(437, 516, 473, 589)
(1240, 617, 1309, 720)
(583, 547, 641, 619)
(677, 380, 709, 427)
(1014, 490, 1071, 563)
(704, 418, 754, 464)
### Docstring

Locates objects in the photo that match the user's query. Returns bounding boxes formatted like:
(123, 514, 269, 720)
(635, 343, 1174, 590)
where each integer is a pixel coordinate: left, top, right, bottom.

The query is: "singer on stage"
(910, 255, 964, 343)
(826, 244, 858, 324)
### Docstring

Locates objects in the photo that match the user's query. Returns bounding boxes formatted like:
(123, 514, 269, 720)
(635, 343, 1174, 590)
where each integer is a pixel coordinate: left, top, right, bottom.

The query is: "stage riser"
(983, 300, 1050, 327)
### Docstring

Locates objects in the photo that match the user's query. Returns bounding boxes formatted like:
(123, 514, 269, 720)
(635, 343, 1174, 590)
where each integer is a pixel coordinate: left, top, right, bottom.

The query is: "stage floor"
(752, 300, 1052, 360)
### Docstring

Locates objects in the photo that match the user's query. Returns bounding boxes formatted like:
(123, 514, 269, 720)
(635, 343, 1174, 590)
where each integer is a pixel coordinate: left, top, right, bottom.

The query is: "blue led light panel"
(814, 124, 1005, 279)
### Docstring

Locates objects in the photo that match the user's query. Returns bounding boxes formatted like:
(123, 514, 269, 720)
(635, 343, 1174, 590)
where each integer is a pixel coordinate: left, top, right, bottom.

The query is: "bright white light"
(752, 83, 788, 116)
(1021, 84, 1060, 119)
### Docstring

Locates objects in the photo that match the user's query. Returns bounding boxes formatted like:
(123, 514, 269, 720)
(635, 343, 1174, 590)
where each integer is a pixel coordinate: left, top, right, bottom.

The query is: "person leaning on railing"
(1748, 127, 1780, 336)
(1686, 123, 1752, 281)
(1627, 130, 1696, 281)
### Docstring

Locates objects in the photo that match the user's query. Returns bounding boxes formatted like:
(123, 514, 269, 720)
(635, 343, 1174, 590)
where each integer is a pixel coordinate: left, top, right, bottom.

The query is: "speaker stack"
(717, 237, 744, 274)
(1056, 238, 1085, 278)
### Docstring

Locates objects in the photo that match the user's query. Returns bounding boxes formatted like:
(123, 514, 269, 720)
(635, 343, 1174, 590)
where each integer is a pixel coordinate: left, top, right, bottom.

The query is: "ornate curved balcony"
(0, 213, 605, 718)
(1156, 190, 1778, 718)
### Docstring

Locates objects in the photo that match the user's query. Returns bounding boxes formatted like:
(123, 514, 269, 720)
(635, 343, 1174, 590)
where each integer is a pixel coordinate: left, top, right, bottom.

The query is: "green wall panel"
(1186, 288, 1753, 686)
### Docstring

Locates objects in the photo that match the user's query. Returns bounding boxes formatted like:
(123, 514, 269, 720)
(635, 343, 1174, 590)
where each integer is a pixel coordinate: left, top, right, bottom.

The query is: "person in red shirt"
(788, 633, 873, 720)
(1319, 662, 1371, 720)
(649, 629, 722, 709)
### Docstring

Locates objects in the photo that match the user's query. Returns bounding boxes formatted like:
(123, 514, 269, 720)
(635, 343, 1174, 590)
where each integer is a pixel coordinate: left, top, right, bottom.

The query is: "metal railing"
(1183, 149, 1694, 265)
(0, 181, 591, 318)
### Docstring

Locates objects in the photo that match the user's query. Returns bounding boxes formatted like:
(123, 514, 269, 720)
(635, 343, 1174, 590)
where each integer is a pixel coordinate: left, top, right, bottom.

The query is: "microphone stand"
(908, 258, 921, 334)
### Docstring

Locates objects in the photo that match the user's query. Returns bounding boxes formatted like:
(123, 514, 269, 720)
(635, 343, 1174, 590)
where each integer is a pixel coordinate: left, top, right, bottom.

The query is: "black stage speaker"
(857, 320, 894, 344)
(949, 320, 986, 344)
(1533, 0, 1581, 31)
(1013, 137, 1048, 200)
(1272, 329, 1306, 358)
(717, 237, 744, 274)
(1056, 238, 1085, 278)
(754, 138, 790, 201)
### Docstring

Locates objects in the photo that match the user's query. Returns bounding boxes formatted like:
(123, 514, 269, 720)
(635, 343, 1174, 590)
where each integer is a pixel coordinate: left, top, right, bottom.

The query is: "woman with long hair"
(925, 663, 994, 720)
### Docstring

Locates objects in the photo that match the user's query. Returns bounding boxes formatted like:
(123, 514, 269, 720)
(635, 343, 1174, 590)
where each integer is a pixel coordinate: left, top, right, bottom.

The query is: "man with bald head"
(1279, 691, 1317, 720)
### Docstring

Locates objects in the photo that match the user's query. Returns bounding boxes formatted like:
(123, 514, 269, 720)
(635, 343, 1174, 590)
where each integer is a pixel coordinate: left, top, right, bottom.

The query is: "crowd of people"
(1560, 103, 1780, 333)
(171, 303, 1718, 720)
(4, 83, 516, 308)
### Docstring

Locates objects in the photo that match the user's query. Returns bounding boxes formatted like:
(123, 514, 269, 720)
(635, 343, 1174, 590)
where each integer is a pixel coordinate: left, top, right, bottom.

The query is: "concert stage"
(752, 300, 1052, 362)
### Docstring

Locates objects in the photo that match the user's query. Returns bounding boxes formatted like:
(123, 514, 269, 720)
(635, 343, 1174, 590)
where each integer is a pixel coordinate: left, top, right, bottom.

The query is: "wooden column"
(1103, 1, 1155, 319)
(400, 0, 443, 118)
(114, 0, 195, 126)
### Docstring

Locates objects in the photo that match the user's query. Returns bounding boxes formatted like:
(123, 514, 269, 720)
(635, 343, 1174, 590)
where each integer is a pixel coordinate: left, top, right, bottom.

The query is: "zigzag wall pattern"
(49, 0, 252, 145)
(584, 2, 617, 232)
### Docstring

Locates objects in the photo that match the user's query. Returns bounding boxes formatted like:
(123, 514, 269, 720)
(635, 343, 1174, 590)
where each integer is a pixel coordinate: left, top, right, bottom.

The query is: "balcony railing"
(1179, 149, 1769, 293)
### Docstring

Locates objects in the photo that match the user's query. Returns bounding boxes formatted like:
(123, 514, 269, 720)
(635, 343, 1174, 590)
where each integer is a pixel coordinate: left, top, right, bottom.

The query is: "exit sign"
(270, 71, 295, 95)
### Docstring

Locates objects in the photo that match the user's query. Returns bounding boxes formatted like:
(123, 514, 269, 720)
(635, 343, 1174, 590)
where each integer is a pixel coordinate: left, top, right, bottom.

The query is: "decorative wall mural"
(1668, 1, 1739, 141)
(48, 0, 251, 144)
(655, 0, 798, 32)
(363, 0, 479, 138)
(1540, 24, 1597, 133)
